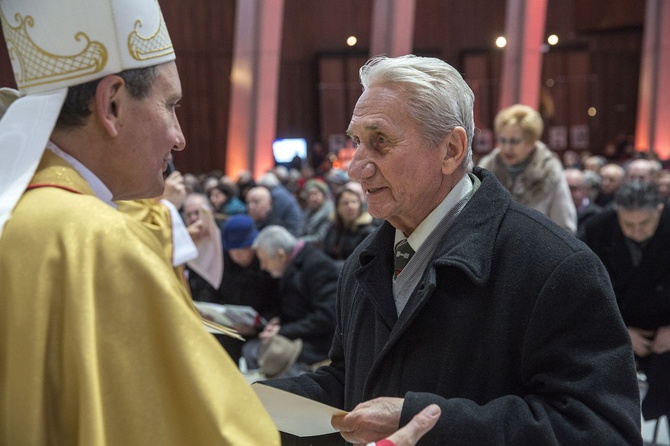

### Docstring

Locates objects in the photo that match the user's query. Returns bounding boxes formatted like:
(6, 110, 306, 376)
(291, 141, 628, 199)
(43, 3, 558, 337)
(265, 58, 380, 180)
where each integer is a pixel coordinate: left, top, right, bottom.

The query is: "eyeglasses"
(497, 137, 524, 146)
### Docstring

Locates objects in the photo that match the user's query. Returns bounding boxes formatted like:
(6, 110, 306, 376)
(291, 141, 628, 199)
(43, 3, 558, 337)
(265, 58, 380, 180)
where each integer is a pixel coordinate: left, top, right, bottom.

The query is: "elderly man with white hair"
(244, 225, 340, 378)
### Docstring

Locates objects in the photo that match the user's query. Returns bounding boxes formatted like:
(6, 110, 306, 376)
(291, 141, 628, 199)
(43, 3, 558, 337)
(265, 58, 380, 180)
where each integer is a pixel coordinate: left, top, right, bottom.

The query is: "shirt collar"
(394, 174, 473, 251)
(46, 141, 116, 208)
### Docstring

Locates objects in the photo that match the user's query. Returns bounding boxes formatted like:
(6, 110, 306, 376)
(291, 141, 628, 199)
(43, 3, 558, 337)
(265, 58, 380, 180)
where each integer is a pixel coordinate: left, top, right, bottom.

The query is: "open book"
(193, 301, 267, 328)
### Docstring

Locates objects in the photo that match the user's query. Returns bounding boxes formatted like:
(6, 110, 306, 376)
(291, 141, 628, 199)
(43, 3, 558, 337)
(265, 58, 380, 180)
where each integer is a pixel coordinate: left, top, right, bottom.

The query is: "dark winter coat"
(269, 168, 641, 445)
(277, 244, 339, 365)
(581, 205, 670, 419)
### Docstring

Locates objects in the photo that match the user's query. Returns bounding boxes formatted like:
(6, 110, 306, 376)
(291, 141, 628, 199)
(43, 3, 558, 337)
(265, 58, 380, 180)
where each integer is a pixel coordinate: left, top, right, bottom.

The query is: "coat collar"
(357, 168, 510, 289)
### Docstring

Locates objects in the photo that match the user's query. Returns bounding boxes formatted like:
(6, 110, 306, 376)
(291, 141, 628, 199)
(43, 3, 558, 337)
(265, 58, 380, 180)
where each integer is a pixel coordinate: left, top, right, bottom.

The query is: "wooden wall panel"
(279, 0, 372, 151)
(315, 54, 366, 150)
(318, 58, 349, 141)
(588, 30, 642, 155)
(161, 0, 236, 175)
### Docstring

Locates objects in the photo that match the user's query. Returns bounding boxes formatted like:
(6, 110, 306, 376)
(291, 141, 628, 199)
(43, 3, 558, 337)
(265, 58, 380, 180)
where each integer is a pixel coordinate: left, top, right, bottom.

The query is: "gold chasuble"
(115, 198, 190, 290)
(0, 151, 279, 445)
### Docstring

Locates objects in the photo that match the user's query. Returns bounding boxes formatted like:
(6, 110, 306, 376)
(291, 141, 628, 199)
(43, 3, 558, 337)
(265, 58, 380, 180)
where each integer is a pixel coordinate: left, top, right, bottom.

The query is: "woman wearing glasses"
(478, 104, 577, 233)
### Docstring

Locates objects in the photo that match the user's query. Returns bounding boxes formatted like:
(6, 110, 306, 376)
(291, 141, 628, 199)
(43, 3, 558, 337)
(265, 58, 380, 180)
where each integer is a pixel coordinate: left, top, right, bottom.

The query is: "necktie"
(394, 239, 415, 278)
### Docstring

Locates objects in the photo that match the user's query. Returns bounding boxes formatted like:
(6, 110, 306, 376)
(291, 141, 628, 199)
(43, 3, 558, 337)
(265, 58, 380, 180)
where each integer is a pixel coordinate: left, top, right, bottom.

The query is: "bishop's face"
(114, 62, 186, 200)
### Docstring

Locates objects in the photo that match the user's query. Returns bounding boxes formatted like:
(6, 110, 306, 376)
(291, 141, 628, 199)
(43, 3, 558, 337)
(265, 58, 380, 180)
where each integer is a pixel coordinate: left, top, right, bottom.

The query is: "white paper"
(252, 383, 347, 437)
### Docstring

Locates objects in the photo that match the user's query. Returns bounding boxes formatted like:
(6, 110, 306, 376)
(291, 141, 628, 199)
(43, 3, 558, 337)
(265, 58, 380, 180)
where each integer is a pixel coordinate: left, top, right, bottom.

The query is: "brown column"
(635, 0, 670, 160)
(226, 0, 284, 180)
(498, 0, 547, 110)
(370, 0, 416, 58)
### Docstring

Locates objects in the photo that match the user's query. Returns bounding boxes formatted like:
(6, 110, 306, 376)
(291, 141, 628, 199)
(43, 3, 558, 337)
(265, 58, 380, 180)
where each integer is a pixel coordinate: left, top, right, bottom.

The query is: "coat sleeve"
(399, 250, 641, 445)
(263, 259, 348, 409)
(547, 173, 578, 234)
(279, 254, 338, 339)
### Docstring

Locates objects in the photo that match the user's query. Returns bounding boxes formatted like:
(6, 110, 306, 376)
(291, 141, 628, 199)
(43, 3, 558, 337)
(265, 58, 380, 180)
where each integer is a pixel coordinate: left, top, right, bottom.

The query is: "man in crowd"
(257, 171, 303, 235)
(626, 158, 656, 183)
(244, 225, 340, 378)
(265, 55, 641, 445)
(246, 185, 289, 231)
(596, 163, 626, 207)
(565, 167, 603, 238)
(581, 180, 670, 423)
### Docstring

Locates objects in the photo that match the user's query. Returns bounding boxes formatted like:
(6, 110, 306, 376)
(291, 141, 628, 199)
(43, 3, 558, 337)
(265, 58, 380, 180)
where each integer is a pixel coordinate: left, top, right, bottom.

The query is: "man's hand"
(651, 325, 670, 354)
(628, 327, 655, 357)
(375, 404, 441, 446)
(332, 397, 404, 444)
(162, 171, 186, 208)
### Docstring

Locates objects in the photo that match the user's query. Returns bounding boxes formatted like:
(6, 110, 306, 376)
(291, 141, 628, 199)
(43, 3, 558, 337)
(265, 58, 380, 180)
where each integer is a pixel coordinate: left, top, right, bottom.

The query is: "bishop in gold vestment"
(0, 151, 280, 445)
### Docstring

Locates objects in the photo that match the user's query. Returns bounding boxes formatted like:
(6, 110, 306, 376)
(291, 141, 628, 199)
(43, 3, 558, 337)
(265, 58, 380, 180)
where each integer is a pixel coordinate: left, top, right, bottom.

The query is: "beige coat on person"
(478, 141, 577, 234)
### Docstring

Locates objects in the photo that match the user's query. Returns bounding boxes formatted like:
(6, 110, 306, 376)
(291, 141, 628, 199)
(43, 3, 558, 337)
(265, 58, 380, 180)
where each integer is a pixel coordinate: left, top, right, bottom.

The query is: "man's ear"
(441, 126, 468, 175)
(276, 248, 288, 263)
(94, 75, 125, 138)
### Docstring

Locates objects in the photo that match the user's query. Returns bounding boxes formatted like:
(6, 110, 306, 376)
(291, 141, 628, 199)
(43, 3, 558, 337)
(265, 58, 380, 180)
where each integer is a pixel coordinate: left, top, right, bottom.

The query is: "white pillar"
(370, 0, 416, 58)
(635, 0, 670, 160)
(498, 0, 547, 110)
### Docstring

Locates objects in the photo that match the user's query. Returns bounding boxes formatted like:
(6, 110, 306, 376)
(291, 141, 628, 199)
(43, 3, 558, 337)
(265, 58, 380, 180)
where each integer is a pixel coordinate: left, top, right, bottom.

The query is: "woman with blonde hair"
(478, 104, 577, 233)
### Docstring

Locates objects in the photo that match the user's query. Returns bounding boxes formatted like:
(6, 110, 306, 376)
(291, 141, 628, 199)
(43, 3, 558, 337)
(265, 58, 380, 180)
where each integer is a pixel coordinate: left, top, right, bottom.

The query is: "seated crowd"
(180, 163, 383, 376)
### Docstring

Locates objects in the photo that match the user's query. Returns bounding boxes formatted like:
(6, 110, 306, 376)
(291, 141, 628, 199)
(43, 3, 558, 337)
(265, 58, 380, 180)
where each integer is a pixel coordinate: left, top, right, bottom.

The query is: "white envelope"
(252, 384, 348, 437)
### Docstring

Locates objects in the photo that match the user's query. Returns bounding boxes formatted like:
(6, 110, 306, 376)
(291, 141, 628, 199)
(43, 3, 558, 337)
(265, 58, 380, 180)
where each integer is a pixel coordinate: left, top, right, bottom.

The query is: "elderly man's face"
(600, 166, 624, 195)
(183, 196, 207, 225)
(627, 160, 653, 182)
(565, 170, 587, 209)
(346, 85, 452, 234)
(247, 189, 272, 221)
(256, 248, 287, 278)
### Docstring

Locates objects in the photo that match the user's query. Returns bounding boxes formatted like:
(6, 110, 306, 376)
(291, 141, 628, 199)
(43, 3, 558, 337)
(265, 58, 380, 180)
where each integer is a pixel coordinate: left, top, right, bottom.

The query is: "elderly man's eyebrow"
(347, 123, 382, 137)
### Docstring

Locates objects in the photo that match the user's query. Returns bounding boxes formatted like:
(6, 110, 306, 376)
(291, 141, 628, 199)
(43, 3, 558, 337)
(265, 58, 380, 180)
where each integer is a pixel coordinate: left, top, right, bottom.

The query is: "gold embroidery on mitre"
(0, 11, 107, 90)
(127, 7, 173, 61)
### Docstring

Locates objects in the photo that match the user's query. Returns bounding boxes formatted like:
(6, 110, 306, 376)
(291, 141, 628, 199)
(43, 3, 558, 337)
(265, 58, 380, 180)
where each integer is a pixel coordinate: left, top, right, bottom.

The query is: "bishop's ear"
(94, 74, 126, 138)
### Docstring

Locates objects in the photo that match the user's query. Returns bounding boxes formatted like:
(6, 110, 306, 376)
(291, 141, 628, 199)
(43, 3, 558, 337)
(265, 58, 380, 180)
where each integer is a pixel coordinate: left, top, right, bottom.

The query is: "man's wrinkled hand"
(332, 397, 404, 444)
